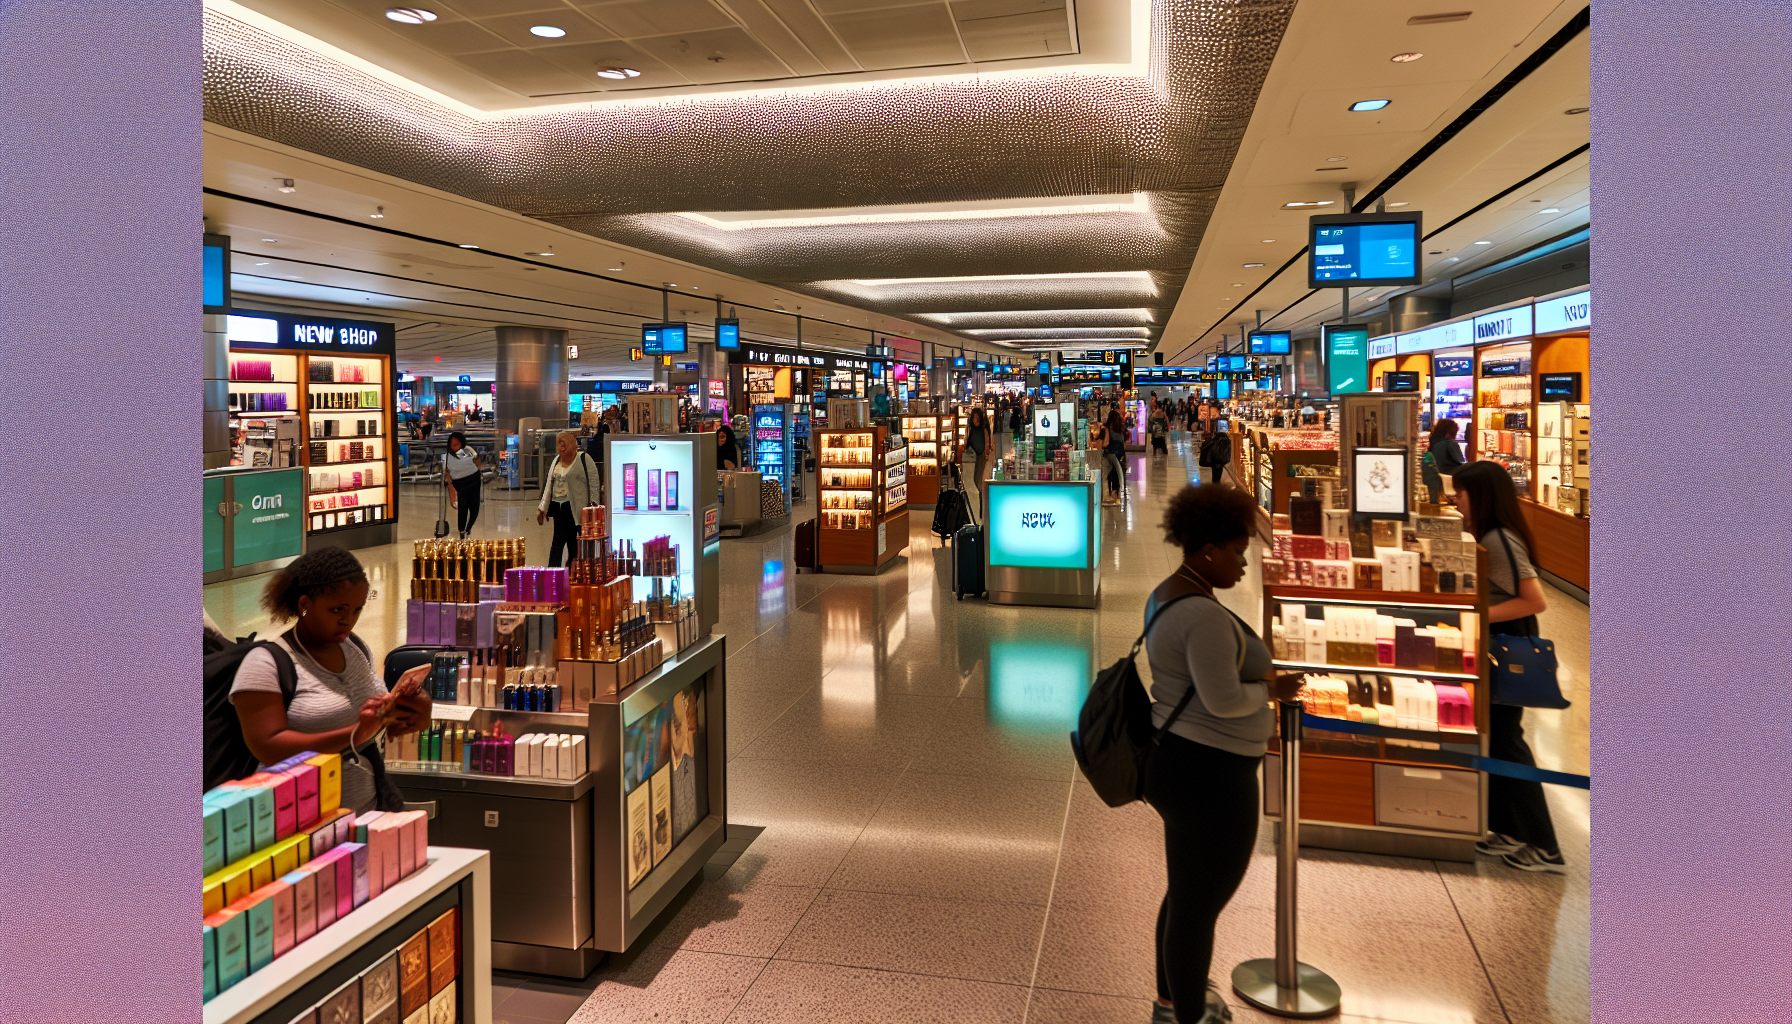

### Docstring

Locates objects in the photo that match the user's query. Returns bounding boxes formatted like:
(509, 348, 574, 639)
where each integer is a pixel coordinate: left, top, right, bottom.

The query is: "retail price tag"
(433, 704, 476, 723)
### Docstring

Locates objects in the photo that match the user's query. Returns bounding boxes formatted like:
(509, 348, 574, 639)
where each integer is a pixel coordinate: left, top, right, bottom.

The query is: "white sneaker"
(1475, 832, 1523, 857)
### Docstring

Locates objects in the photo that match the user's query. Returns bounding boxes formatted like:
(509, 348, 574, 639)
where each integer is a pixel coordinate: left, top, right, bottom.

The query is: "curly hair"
(260, 547, 369, 622)
(1160, 484, 1259, 554)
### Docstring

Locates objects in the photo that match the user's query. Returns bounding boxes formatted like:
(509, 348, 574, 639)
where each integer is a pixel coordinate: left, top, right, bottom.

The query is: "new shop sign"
(1471, 305, 1533, 343)
(227, 309, 395, 355)
(1534, 289, 1590, 333)
(1369, 336, 1397, 359)
(988, 483, 1092, 570)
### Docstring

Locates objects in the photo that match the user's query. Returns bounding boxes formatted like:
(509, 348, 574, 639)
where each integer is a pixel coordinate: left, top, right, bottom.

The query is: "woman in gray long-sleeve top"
(1141, 485, 1302, 1024)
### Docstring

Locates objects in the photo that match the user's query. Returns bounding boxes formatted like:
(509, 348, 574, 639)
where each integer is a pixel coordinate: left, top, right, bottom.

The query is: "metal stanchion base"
(1231, 959, 1342, 1019)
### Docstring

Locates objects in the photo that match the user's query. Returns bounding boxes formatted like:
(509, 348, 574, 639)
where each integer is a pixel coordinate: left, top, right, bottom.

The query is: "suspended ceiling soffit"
(202, 0, 1299, 343)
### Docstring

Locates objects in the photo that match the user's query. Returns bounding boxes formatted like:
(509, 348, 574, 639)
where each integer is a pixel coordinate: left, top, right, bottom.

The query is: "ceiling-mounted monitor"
(642, 322, 688, 354)
(1308, 211, 1423, 288)
(715, 318, 740, 350)
(1249, 330, 1291, 354)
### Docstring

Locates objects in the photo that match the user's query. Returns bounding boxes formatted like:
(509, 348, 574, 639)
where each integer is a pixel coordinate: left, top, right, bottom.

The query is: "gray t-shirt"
(230, 634, 387, 815)
(1481, 527, 1539, 602)
(1143, 594, 1275, 757)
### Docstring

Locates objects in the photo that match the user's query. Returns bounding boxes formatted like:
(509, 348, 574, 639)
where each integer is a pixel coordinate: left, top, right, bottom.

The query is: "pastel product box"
(354, 810, 386, 846)
(571, 735, 588, 777)
(557, 736, 574, 781)
(305, 752, 343, 816)
(480, 583, 504, 602)
(1434, 684, 1473, 730)
(428, 983, 456, 1024)
(203, 924, 218, 1002)
(203, 804, 226, 875)
(428, 907, 460, 994)
(227, 887, 277, 973)
(421, 602, 440, 645)
(393, 810, 418, 878)
(368, 816, 403, 893)
(209, 788, 257, 865)
(266, 879, 296, 959)
(308, 807, 348, 858)
(283, 868, 319, 944)
(455, 603, 477, 647)
(204, 879, 226, 917)
(346, 841, 371, 907)
(362, 950, 400, 1020)
(408, 599, 425, 644)
(248, 852, 275, 891)
(406, 810, 429, 869)
(244, 771, 299, 841)
(310, 846, 355, 918)
(319, 976, 360, 1024)
(206, 860, 255, 906)
(204, 908, 248, 992)
(399, 930, 431, 1017)
(223, 778, 278, 852)
(284, 762, 321, 828)
(269, 832, 309, 878)
(437, 603, 457, 647)
(476, 601, 498, 648)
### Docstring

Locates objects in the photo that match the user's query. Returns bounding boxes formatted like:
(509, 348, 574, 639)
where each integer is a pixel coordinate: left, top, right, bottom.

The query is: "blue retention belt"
(1300, 713, 1590, 790)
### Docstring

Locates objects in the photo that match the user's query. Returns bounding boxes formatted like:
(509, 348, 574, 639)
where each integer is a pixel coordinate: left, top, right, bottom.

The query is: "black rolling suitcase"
(950, 471, 985, 599)
(794, 516, 820, 572)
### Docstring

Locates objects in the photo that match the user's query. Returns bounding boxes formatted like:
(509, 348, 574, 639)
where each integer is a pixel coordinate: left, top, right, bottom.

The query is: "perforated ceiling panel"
(202, 0, 1296, 346)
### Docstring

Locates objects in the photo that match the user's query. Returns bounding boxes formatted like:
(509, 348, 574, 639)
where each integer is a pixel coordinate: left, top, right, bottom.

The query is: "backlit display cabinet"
(1473, 343, 1532, 493)
(751, 404, 793, 500)
(605, 434, 721, 641)
(815, 426, 909, 573)
(898, 413, 955, 507)
(227, 309, 397, 549)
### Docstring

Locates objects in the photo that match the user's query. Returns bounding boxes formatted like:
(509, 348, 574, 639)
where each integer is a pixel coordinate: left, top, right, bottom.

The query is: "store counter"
(718, 469, 763, 535)
(984, 479, 1101, 608)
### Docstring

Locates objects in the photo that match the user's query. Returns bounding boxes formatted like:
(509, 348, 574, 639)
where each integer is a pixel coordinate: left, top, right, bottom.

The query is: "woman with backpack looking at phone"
(1141, 485, 1302, 1024)
(227, 548, 432, 815)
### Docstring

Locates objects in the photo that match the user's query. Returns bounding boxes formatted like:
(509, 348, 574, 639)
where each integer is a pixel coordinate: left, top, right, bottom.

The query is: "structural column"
(496, 326, 568, 438)
(203, 313, 231, 469)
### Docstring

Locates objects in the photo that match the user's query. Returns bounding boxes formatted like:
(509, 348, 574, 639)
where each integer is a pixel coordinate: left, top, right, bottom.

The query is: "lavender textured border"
(1589, 1, 1792, 1020)
(0, 1, 200, 1022)
(0, 1, 1787, 1021)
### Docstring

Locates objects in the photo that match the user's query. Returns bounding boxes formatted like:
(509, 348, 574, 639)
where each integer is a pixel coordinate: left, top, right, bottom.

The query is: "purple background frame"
(2, 0, 1789, 1020)
(0, 1, 200, 1021)
(1590, 2, 1792, 1019)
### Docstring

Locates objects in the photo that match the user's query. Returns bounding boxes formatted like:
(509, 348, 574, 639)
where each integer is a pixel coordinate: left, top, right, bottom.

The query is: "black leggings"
(548, 501, 579, 567)
(1488, 703, 1560, 854)
(452, 474, 482, 534)
(1143, 733, 1262, 1020)
(1209, 465, 1224, 485)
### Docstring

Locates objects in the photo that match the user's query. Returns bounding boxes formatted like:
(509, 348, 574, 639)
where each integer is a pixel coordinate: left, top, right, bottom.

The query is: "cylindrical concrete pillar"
(496, 326, 568, 439)
(1388, 294, 1451, 333)
(204, 313, 231, 469)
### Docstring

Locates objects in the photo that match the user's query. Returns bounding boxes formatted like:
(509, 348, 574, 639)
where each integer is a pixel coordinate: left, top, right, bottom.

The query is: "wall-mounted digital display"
(1540, 372, 1583, 401)
(643, 323, 689, 354)
(1226, 355, 1248, 371)
(988, 483, 1092, 570)
(203, 234, 230, 313)
(953, 356, 966, 368)
(1325, 324, 1370, 395)
(1215, 379, 1232, 400)
(1385, 371, 1421, 392)
(1308, 212, 1423, 288)
(715, 319, 740, 350)
(1249, 330, 1291, 354)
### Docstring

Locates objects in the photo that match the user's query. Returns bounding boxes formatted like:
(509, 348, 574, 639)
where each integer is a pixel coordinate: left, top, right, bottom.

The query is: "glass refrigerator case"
(751, 404, 793, 499)
(1473, 344, 1532, 493)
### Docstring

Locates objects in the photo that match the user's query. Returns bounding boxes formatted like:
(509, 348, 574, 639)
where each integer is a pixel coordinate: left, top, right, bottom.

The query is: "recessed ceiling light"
(1243, 262, 1264, 268)
(1538, 208, 1560, 214)
(1565, 107, 1590, 115)
(384, 7, 436, 24)
(1325, 156, 1347, 163)
(529, 25, 566, 38)
(370, 206, 385, 219)
(254, 261, 269, 266)
(525, 251, 555, 256)
(261, 238, 277, 242)
(609, 267, 623, 271)
(1281, 201, 1333, 209)
(458, 244, 479, 249)
(1260, 239, 1276, 243)
(1474, 240, 1492, 245)
(597, 66, 641, 79)
(277, 179, 296, 193)
(1231, 283, 1244, 287)
(1387, 202, 1409, 207)
(1446, 257, 1460, 262)
(1390, 52, 1424, 62)
(1350, 99, 1391, 112)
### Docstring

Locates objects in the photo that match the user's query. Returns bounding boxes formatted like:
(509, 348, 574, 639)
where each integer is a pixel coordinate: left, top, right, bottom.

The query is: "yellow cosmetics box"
(205, 833, 311, 914)
(304, 752, 342, 817)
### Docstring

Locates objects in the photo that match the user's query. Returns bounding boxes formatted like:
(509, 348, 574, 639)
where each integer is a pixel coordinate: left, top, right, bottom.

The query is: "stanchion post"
(1231, 700, 1342, 1019)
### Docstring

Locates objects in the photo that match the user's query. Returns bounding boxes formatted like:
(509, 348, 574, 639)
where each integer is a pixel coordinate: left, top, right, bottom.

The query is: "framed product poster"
(1353, 448, 1409, 518)
(626, 784, 652, 887)
(650, 765, 673, 865)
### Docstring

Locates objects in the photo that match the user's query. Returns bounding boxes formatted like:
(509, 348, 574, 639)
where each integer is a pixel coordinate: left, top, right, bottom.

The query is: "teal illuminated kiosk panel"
(984, 479, 1101, 608)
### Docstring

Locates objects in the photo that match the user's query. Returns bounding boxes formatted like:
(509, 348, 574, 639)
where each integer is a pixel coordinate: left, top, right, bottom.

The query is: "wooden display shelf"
(1519, 497, 1589, 592)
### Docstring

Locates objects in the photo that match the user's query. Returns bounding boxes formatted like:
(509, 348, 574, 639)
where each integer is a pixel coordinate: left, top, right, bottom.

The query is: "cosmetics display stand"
(226, 309, 398, 551)
(1261, 550, 1493, 862)
(815, 426, 909, 574)
(984, 479, 1101, 608)
(203, 847, 493, 1024)
(898, 413, 954, 508)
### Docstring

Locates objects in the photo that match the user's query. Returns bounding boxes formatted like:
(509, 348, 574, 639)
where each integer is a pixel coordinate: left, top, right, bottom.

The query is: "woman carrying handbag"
(1450, 461, 1567, 873)
(537, 430, 602, 568)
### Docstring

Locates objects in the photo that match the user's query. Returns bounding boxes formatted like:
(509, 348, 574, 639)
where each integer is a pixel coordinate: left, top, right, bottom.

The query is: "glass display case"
(815, 426, 909, 572)
(898, 413, 954, 507)
(1534, 401, 1590, 517)
(1473, 343, 1532, 493)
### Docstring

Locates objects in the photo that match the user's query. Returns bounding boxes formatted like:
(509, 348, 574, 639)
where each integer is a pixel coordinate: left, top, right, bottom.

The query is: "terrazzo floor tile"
(775, 888, 1047, 986)
(723, 960, 1031, 1024)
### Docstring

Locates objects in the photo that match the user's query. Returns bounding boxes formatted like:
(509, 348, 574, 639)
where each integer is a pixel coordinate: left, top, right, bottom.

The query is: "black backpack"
(1070, 592, 1245, 808)
(1198, 433, 1225, 467)
(202, 631, 372, 791)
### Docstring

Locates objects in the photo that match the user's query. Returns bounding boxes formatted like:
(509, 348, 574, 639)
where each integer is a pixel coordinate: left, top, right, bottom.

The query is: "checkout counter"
(983, 479, 1101, 608)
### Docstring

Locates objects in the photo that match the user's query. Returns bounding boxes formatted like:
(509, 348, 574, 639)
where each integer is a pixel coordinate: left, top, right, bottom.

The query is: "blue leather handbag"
(1487, 534, 1571, 709)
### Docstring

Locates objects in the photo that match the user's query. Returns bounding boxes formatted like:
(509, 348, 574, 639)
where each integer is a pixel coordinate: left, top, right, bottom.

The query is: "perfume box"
(282, 869, 318, 944)
(311, 853, 339, 930)
(282, 763, 321, 831)
(391, 810, 418, 878)
(236, 771, 297, 842)
(328, 840, 369, 909)
(207, 787, 257, 865)
(204, 878, 226, 917)
(571, 735, 588, 776)
(353, 810, 384, 845)
(428, 906, 460, 994)
(205, 858, 254, 907)
(203, 922, 218, 1002)
(220, 778, 277, 852)
(227, 886, 277, 973)
(1289, 495, 1323, 535)
(353, 813, 387, 897)
(407, 600, 425, 645)
(1289, 535, 1326, 561)
(368, 815, 403, 892)
(309, 846, 353, 920)
(266, 878, 296, 959)
(420, 602, 440, 645)
(204, 908, 248, 992)
(362, 950, 400, 1020)
(203, 804, 226, 876)
(399, 930, 431, 1017)
(437, 603, 457, 648)
(318, 976, 359, 1024)
(406, 808, 429, 868)
(306, 752, 343, 817)
(307, 807, 348, 858)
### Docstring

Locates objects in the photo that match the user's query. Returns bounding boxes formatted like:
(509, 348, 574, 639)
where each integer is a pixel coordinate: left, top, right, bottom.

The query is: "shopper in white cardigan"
(536, 430, 600, 567)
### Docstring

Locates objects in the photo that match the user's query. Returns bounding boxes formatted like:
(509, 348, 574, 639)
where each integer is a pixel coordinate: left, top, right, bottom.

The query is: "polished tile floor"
(206, 433, 1590, 1024)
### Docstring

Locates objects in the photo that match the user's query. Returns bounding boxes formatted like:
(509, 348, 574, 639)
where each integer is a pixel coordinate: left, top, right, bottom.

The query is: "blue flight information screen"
(1310, 217, 1421, 286)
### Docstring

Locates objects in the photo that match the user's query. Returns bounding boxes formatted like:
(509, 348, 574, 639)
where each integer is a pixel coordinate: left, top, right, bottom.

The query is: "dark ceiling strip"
(1422, 143, 1589, 238)
(204, 187, 941, 345)
(1450, 225, 1588, 287)
(1165, 6, 1591, 365)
